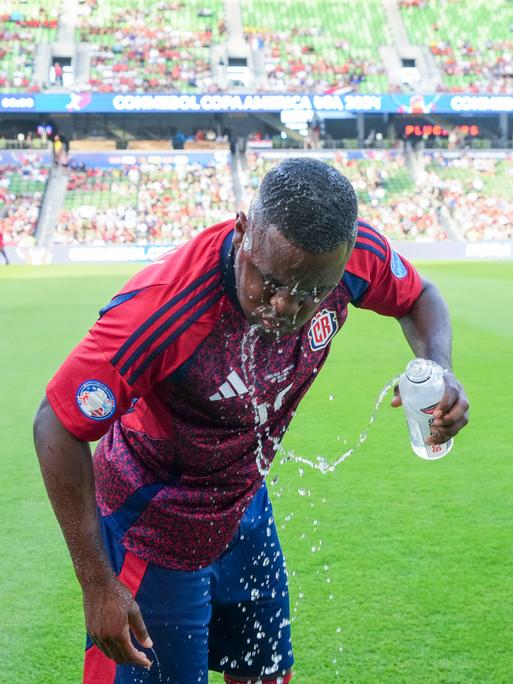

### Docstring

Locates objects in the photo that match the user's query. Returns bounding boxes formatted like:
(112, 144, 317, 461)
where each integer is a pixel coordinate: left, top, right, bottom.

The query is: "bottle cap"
(405, 358, 432, 384)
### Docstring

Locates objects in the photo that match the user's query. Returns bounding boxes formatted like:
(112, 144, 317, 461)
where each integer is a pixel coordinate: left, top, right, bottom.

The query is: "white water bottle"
(399, 358, 453, 460)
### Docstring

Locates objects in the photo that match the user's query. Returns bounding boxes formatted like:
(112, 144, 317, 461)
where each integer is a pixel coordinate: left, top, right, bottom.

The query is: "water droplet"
(271, 375, 401, 473)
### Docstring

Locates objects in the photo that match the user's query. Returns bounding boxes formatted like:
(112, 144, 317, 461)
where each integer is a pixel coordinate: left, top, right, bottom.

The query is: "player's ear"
(233, 211, 248, 249)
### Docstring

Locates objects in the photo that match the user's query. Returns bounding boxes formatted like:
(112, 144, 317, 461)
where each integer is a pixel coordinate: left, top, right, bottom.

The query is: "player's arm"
(33, 261, 220, 666)
(392, 276, 469, 445)
(33, 397, 153, 668)
(347, 225, 469, 446)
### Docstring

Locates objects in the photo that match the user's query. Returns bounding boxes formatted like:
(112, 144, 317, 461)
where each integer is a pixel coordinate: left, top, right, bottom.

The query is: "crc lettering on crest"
(308, 309, 339, 351)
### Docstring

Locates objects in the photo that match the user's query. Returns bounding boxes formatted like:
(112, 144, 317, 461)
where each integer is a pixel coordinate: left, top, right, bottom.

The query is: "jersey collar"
(220, 229, 244, 315)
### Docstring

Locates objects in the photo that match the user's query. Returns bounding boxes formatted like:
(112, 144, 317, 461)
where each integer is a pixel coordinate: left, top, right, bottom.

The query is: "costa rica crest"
(308, 309, 338, 351)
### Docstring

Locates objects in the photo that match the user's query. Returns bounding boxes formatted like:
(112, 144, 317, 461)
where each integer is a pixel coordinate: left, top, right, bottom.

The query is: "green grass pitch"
(1, 261, 512, 683)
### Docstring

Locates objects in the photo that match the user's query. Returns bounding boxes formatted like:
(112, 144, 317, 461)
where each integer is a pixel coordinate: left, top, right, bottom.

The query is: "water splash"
(240, 325, 273, 477)
(278, 375, 401, 473)
(240, 321, 400, 475)
(149, 647, 163, 682)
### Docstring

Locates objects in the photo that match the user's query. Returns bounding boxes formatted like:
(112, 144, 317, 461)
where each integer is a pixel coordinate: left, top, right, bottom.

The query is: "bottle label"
(400, 359, 453, 460)
(426, 408, 438, 445)
(406, 417, 424, 446)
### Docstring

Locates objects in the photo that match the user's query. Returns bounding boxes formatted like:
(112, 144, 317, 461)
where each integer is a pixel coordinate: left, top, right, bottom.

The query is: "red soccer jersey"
(47, 219, 422, 569)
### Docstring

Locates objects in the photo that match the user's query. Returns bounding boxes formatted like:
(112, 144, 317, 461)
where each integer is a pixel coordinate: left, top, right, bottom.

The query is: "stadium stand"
(75, 0, 223, 93)
(0, 157, 48, 244)
(400, 0, 513, 93)
(242, 151, 447, 240)
(242, 149, 513, 241)
(1, 0, 512, 95)
(0, 0, 58, 92)
(242, 0, 390, 93)
(424, 152, 513, 240)
(1, 2, 512, 250)
(53, 157, 235, 244)
(3, 149, 511, 247)
(54, 166, 139, 244)
(332, 152, 447, 240)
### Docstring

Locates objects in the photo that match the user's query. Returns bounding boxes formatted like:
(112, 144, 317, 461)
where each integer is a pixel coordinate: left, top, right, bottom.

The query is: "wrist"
(76, 558, 115, 591)
(424, 356, 451, 373)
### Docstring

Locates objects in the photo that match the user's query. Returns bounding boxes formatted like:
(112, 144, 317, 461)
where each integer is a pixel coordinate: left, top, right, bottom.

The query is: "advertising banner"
(0, 150, 51, 164)
(68, 150, 230, 168)
(0, 150, 229, 168)
(2, 92, 513, 115)
(6, 241, 513, 266)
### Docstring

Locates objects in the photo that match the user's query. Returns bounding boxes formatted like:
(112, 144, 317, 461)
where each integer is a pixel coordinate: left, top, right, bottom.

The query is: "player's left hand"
(427, 371, 469, 445)
(391, 371, 469, 445)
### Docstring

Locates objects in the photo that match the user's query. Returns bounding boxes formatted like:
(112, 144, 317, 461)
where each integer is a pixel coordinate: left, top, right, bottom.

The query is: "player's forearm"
(33, 397, 114, 590)
(397, 277, 452, 370)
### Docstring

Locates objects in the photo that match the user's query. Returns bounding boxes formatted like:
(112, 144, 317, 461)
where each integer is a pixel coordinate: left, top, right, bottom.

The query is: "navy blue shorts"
(83, 485, 294, 683)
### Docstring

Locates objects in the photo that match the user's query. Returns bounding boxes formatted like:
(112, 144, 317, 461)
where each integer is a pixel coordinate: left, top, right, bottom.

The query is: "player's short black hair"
(249, 157, 358, 254)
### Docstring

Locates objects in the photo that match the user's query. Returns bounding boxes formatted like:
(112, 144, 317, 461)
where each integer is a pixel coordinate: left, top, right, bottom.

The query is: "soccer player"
(34, 158, 469, 684)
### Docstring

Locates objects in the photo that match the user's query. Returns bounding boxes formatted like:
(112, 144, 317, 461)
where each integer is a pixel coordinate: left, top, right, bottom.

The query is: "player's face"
(233, 211, 352, 336)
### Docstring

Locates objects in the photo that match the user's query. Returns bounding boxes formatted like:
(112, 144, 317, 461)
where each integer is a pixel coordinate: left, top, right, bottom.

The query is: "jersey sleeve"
(342, 220, 423, 317)
(46, 264, 223, 442)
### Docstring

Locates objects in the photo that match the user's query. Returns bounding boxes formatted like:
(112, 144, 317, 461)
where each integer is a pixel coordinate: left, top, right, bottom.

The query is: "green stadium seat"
(400, 0, 513, 93)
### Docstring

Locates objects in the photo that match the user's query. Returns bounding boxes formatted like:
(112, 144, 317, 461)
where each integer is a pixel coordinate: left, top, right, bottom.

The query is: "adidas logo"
(209, 370, 249, 401)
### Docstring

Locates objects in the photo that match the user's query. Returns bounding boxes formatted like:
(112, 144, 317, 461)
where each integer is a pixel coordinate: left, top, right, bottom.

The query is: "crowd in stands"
(54, 159, 235, 244)
(248, 32, 388, 94)
(0, 2, 58, 92)
(0, 157, 48, 244)
(424, 153, 513, 240)
(243, 151, 513, 241)
(2, 150, 511, 247)
(2, 0, 513, 94)
(333, 153, 447, 240)
(242, 152, 447, 240)
(243, 0, 390, 93)
(75, 0, 223, 93)
(400, 0, 513, 93)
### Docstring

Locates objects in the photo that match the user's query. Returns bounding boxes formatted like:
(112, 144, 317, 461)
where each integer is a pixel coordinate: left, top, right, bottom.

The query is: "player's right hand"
(83, 576, 153, 668)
